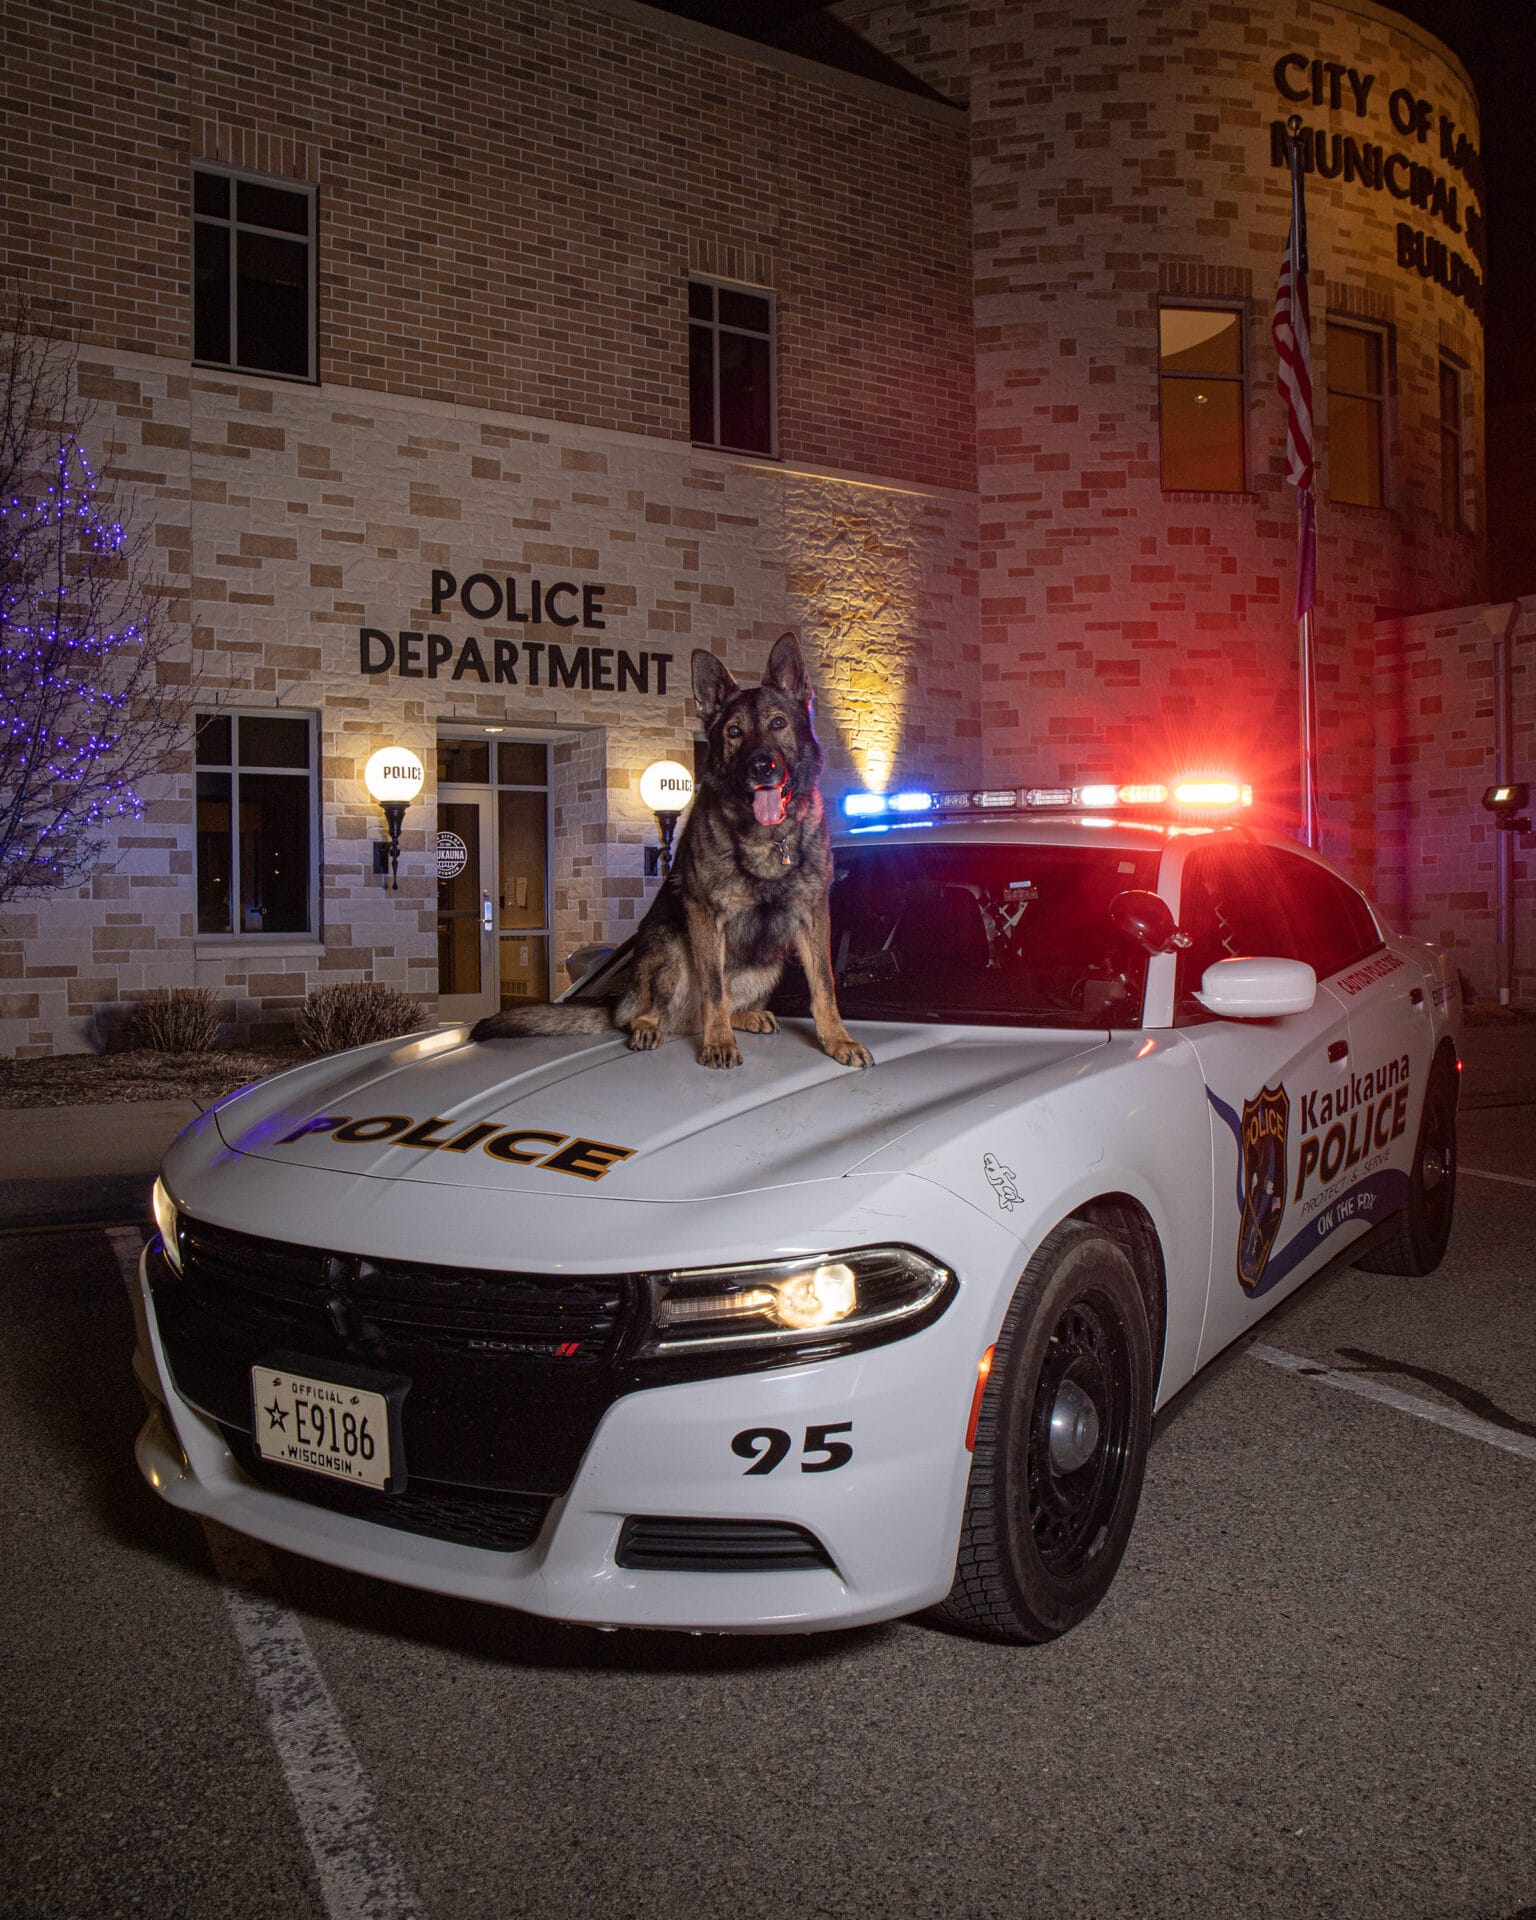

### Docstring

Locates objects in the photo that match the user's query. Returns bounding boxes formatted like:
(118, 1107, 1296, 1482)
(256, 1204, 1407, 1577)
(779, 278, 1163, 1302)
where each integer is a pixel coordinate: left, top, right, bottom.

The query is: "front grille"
(616, 1516, 838, 1574)
(152, 1222, 640, 1512)
(179, 1217, 626, 1354)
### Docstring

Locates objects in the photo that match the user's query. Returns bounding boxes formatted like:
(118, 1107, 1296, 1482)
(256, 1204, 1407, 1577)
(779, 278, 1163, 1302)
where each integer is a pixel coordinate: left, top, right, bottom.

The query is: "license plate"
(251, 1364, 394, 1491)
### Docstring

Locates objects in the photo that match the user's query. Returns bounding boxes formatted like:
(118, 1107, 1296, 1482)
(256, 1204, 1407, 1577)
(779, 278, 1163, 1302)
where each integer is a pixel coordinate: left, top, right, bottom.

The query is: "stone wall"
(1373, 598, 1536, 1007)
(0, 357, 977, 1055)
(831, 0, 1486, 871)
(3, 0, 974, 494)
(1, 0, 981, 1053)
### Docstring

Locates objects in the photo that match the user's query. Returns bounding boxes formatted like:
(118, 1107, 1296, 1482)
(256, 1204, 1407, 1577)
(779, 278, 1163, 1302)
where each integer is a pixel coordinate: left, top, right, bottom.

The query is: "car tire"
(1355, 1056, 1458, 1276)
(934, 1221, 1154, 1644)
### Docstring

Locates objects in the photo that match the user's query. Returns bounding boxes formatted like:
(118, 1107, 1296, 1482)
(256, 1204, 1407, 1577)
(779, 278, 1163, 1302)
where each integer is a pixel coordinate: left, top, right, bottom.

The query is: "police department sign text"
(359, 567, 674, 693)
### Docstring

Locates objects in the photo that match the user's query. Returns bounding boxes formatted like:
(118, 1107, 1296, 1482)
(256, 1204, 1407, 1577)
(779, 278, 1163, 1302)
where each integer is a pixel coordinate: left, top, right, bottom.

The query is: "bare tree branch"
(0, 295, 190, 903)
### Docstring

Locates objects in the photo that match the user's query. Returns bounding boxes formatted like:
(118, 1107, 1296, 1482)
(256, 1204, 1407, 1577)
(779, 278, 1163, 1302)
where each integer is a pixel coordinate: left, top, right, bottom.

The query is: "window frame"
(688, 276, 778, 459)
(1438, 352, 1467, 533)
(1157, 300, 1249, 494)
(1325, 317, 1390, 509)
(1172, 844, 1297, 1024)
(1267, 847, 1385, 983)
(194, 709, 321, 941)
(192, 164, 318, 383)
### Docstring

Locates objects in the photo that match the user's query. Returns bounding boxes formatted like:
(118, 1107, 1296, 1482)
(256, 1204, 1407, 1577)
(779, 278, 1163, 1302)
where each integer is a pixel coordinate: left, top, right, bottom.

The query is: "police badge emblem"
(1237, 1083, 1289, 1291)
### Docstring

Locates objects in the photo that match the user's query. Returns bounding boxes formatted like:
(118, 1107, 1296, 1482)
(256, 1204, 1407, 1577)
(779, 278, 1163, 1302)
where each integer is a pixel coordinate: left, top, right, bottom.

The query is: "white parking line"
(1249, 1343, 1536, 1465)
(108, 1225, 150, 1284)
(1460, 1165, 1536, 1190)
(203, 1525, 426, 1920)
(109, 1234, 422, 1918)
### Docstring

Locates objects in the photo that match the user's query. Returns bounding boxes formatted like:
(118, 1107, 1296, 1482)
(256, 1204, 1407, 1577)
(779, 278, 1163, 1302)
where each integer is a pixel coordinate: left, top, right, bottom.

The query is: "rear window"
(1268, 848, 1384, 981)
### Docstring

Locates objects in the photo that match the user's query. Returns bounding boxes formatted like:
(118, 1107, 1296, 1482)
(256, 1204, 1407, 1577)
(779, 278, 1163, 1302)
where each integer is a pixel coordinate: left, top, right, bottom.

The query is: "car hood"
(199, 1021, 1109, 1206)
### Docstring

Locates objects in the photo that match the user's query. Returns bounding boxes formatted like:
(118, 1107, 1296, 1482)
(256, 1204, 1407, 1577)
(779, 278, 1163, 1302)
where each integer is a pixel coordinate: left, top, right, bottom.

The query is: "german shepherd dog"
(471, 632, 872, 1071)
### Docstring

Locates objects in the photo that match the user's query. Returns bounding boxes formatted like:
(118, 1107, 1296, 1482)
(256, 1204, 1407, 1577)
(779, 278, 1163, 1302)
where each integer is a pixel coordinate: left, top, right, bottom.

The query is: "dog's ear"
(692, 649, 739, 727)
(763, 631, 812, 705)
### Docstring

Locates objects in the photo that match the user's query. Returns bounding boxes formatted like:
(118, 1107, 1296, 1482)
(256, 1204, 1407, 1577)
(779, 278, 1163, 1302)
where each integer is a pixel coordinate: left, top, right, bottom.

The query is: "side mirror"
(1195, 956, 1317, 1019)
(1109, 889, 1191, 956)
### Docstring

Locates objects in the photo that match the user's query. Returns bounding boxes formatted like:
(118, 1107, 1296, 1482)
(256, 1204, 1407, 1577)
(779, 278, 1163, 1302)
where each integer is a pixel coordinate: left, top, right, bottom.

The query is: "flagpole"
(1286, 115, 1319, 849)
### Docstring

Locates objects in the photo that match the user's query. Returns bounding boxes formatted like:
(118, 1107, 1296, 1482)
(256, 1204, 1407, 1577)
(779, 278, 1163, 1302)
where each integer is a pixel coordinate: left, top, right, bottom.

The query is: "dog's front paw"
(826, 1036, 874, 1069)
(626, 1020, 663, 1051)
(732, 1009, 779, 1035)
(699, 1041, 744, 1069)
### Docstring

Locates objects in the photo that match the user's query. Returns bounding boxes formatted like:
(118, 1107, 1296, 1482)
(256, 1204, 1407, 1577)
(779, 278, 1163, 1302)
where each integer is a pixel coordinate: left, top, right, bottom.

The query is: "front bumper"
(131, 1240, 985, 1633)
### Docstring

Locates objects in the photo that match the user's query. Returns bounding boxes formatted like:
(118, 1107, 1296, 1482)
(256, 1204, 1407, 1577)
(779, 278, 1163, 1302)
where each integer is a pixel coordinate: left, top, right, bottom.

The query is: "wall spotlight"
(1482, 783, 1530, 832)
(364, 746, 426, 890)
(639, 759, 695, 877)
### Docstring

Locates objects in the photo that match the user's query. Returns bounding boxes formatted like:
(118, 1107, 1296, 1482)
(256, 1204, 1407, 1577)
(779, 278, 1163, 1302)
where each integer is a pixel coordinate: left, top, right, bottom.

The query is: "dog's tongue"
(753, 784, 788, 827)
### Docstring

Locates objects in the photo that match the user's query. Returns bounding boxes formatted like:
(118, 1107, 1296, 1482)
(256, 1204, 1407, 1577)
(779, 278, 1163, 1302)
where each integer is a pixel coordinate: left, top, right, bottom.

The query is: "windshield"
(571, 839, 1163, 1031)
(772, 840, 1162, 1029)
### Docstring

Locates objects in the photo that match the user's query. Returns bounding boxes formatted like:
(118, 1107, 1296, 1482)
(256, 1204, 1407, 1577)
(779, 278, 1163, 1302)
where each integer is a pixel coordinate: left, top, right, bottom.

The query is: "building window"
(688, 279, 775, 456)
(1327, 322, 1387, 507)
(195, 713, 318, 936)
(1159, 305, 1246, 491)
(193, 167, 316, 380)
(1439, 355, 1466, 531)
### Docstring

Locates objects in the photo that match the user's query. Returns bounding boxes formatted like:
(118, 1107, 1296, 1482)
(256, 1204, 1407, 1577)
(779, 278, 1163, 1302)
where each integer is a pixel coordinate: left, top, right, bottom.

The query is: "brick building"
(2, 0, 1525, 1052)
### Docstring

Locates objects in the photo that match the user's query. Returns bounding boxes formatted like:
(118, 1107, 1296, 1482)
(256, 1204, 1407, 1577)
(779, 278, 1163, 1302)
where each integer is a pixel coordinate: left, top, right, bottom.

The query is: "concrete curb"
(0, 1174, 154, 1231)
(0, 1100, 200, 1232)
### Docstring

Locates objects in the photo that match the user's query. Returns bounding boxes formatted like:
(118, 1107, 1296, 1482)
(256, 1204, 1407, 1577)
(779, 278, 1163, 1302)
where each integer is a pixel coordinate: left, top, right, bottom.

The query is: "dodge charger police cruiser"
(132, 777, 1460, 1644)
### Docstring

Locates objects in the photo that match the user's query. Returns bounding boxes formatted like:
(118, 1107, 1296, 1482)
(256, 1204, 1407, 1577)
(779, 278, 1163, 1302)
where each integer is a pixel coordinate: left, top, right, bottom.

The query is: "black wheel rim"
(1025, 1292, 1134, 1575)
(1418, 1085, 1456, 1245)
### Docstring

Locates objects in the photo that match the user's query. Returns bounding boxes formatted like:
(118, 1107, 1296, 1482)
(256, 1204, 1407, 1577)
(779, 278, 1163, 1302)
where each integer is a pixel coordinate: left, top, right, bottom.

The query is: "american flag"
(1273, 210, 1315, 618)
(1272, 221, 1314, 494)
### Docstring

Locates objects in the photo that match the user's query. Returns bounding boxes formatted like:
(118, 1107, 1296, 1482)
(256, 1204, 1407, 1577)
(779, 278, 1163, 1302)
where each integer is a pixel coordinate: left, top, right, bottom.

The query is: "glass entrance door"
(495, 775, 551, 1007)
(436, 788, 495, 1022)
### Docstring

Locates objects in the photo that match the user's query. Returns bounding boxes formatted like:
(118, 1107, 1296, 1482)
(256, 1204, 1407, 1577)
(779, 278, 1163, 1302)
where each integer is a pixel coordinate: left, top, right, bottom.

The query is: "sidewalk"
(0, 1099, 202, 1230)
(0, 1026, 1530, 1232)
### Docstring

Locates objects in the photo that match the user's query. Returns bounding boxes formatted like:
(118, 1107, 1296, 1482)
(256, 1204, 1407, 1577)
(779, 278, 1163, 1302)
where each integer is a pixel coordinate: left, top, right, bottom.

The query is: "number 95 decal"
(731, 1423, 853, 1475)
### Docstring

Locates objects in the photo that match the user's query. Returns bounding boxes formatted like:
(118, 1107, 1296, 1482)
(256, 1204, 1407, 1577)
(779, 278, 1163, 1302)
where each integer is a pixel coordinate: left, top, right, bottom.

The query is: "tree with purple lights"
(0, 312, 186, 903)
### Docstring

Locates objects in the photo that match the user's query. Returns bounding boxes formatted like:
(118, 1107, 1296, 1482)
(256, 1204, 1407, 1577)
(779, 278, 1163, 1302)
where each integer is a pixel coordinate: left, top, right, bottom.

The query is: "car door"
(1168, 838, 1354, 1369)
(1266, 846, 1437, 1235)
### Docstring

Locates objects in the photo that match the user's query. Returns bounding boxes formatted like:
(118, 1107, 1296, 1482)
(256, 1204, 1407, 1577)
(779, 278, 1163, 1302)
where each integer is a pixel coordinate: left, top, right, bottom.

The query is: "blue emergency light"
(841, 777, 1252, 820)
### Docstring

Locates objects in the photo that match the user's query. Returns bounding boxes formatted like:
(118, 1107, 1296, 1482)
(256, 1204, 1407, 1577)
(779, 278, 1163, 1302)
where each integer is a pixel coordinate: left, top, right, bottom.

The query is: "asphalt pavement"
(1, 1024, 1533, 1920)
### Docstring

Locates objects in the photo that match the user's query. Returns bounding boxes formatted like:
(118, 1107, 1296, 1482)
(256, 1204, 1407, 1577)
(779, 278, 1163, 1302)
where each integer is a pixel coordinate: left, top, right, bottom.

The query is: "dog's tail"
(470, 1003, 617, 1042)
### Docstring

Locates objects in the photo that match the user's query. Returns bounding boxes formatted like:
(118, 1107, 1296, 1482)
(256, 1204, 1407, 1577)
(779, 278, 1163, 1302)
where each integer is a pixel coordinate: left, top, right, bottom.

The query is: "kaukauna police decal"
(1210, 1053, 1414, 1296)
(1237, 1083, 1289, 1292)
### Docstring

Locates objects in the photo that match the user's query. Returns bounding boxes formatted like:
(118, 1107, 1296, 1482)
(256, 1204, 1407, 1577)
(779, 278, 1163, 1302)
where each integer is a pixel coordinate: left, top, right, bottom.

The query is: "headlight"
(639, 1246, 952, 1357)
(151, 1178, 182, 1273)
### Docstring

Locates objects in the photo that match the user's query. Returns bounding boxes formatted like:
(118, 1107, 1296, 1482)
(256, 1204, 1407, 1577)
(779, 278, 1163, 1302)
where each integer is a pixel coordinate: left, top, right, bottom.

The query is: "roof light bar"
(843, 789, 938, 819)
(841, 776, 1252, 821)
(1172, 779, 1252, 808)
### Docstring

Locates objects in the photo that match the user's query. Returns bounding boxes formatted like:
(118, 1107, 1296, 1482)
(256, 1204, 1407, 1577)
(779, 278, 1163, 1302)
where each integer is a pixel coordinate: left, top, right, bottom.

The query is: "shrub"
(123, 986, 222, 1054)
(298, 981, 427, 1055)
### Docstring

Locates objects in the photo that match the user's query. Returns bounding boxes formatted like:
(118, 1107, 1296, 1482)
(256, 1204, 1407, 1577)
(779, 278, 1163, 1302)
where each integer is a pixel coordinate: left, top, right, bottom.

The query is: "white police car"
(133, 777, 1459, 1643)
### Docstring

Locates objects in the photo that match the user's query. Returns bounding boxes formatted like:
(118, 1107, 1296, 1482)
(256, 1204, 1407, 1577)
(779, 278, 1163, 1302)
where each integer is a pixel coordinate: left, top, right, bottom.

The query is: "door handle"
(1409, 987, 1425, 1006)
(482, 891, 493, 932)
(1328, 1040, 1349, 1063)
